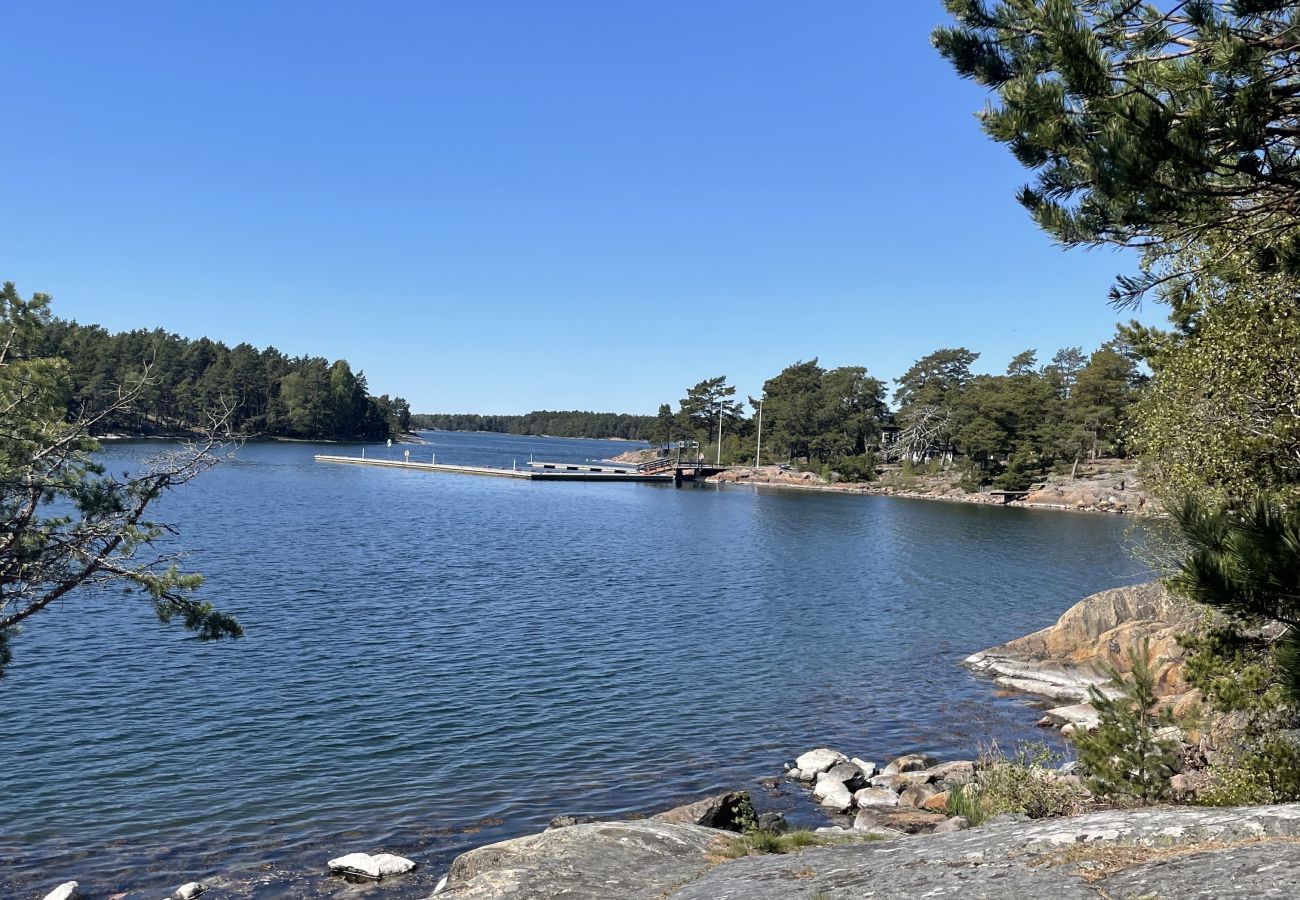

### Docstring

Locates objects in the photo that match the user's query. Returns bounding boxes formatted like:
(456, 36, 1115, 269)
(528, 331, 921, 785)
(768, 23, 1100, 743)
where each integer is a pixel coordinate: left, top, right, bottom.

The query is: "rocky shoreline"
(608, 450, 1157, 516)
(711, 465, 1155, 516)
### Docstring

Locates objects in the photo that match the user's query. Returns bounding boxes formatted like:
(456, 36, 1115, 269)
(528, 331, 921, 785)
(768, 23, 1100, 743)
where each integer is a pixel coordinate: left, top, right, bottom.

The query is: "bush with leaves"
(1073, 642, 1182, 804)
(946, 741, 1086, 825)
(831, 453, 877, 483)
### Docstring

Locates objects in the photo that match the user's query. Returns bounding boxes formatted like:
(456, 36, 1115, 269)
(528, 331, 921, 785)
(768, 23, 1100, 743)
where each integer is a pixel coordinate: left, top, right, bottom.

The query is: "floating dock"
(313, 454, 674, 482)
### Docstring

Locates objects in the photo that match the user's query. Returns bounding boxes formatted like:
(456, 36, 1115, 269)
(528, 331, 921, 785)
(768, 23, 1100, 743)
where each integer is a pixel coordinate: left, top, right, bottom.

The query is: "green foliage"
(831, 453, 877, 483)
(759, 360, 888, 464)
(893, 347, 978, 410)
(951, 741, 1085, 824)
(1131, 270, 1300, 508)
(944, 782, 986, 825)
(414, 410, 655, 441)
(1197, 736, 1300, 807)
(1172, 496, 1300, 702)
(934, 2, 1300, 304)
(1073, 642, 1180, 803)
(678, 375, 745, 442)
(892, 342, 1140, 486)
(41, 317, 410, 441)
(0, 282, 241, 676)
(720, 829, 837, 859)
(1179, 623, 1290, 732)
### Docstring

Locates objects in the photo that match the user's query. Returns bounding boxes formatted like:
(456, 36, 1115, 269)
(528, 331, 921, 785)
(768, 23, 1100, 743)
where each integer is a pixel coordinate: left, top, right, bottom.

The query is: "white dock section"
(314, 454, 672, 482)
(315, 454, 532, 478)
(526, 460, 637, 473)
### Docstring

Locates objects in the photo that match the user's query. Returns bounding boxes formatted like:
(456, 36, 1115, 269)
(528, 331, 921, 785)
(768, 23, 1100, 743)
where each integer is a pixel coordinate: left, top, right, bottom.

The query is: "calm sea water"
(0, 432, 1149, 897)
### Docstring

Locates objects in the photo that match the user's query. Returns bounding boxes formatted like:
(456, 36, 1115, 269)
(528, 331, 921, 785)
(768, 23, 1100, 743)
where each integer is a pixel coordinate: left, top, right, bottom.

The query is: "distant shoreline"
(418, 428, 647, 443)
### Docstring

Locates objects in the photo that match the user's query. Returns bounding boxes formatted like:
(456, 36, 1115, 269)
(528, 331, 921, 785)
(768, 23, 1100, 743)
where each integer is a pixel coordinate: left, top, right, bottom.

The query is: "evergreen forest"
(649, 338, 1145, 490)
(40, 318, 411, 441)
(411, 411, 653, 441)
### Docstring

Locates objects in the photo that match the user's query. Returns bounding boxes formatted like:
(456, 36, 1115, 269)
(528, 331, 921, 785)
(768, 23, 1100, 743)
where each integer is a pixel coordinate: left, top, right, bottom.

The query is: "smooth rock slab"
(328, 851, 416, 879)
(442, 821, 729, 899)
(664, 804, 1300, 899)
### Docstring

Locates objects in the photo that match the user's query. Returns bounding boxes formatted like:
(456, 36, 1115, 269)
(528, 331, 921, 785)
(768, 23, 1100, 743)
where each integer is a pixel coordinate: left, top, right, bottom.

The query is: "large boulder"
(812, 779, 854, 812)
(853, 787, 900, 808)
(825, 762, 870, 791)
(440, 821, 728, 899)
(922, 760, 976, 786)
(965, 581, 1199, 703)
(794, 748, 847, 775)
(328, 852, 416, 880)
(869, 773, 920, 792)
(899, 784, 940, 809)
(650, 791, 756, 833)
(169, 883, 207, 900)
(882, 754, 939, 775)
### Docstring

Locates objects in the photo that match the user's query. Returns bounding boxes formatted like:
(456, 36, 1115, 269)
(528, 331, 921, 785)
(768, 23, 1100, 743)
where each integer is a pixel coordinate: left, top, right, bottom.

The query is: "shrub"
(1073, 641, 1181, 803)
(947, 741, 1087, 825)
(1197, 736, 1300, 806)
(832, 453, 877, 483)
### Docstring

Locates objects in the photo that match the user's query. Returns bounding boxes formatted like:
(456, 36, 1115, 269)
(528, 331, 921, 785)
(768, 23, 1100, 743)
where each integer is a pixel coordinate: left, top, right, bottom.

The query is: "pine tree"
(934, 1, 1300, 304)
(1074, 641, 1181, 803)
(1172, 495, 1300, 699)
(0, 282, 241, 675)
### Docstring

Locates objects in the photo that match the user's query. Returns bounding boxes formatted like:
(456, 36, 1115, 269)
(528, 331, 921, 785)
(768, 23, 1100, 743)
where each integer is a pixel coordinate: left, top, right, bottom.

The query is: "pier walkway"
(314, 454, 675, 482)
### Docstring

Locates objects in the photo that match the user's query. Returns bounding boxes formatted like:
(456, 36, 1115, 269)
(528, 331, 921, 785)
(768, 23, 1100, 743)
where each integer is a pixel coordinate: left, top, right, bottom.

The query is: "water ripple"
(0, 433, 1149, 897)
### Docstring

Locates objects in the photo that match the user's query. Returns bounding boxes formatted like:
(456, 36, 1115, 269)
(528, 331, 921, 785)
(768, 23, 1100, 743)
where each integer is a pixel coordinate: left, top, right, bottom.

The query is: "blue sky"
(2, 2, 1162, 414)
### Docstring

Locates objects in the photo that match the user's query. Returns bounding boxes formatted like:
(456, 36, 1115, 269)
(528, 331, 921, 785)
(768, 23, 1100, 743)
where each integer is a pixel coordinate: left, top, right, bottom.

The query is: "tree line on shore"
(411, 410, 653, 440)
(647, 338, 1144, 490)
(38, 316, 411, 441)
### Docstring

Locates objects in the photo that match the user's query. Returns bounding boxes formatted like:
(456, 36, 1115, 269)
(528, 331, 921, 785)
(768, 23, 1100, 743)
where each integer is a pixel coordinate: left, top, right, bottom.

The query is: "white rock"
(433, 874, 449, 895)
(795, 747, 847, 775)
(850, 758, 878, 778)
(854, 787, 901, 808)
(170, 883, 206, 900)
(328, 851, 416, 879)
(373, 853, 417, 876)
(813, 778, 854, 812)
(787, 767, 805, 780)
(42, 883, 81, 900)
